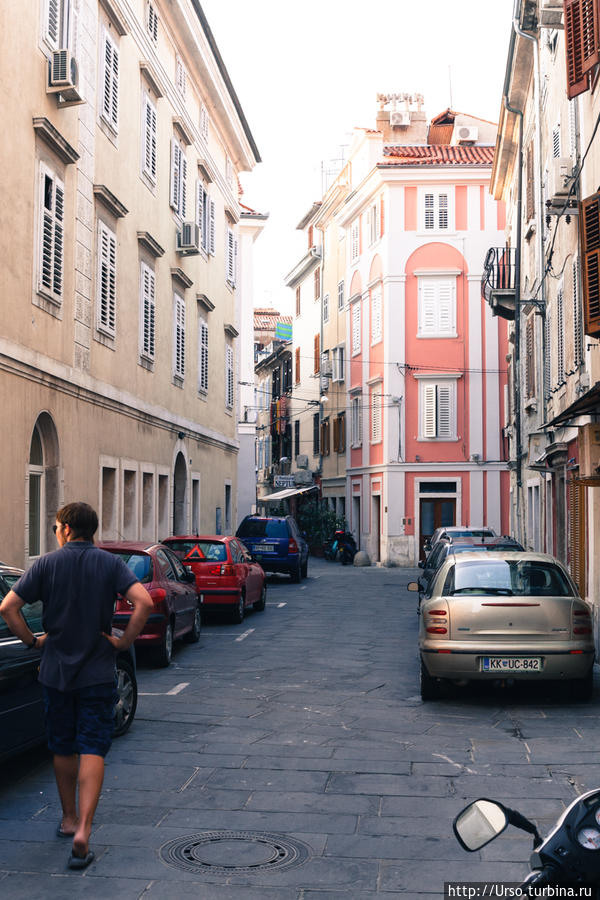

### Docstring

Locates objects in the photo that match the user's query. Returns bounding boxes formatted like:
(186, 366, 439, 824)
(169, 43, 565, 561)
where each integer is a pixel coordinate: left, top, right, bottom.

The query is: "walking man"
(0, 501, 153, 869)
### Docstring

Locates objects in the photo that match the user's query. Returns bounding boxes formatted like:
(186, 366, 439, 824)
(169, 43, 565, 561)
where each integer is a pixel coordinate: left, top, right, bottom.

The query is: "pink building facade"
(336, 105, 510, 564)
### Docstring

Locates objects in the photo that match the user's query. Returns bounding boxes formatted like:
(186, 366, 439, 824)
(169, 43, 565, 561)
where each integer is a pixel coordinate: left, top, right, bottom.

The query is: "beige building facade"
(0, 0, 260, 566)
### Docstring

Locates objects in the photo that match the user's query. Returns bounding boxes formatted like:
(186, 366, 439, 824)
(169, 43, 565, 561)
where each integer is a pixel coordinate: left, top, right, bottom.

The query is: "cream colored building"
(0, 0, 260, 566)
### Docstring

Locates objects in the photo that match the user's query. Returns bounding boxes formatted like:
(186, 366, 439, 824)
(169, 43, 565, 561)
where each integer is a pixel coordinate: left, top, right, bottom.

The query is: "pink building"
(336, 101, 510, 564)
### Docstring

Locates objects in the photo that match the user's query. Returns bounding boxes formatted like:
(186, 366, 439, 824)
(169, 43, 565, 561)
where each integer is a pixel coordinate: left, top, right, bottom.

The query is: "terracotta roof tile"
(380, 144, 495, 166)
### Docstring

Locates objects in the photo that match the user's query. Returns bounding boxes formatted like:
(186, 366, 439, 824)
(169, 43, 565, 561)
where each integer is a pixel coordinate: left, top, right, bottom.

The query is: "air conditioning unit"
(579, 423, 600, 476)
(47, 50, 82, 102)
(456, 126, 478, 143)
(296, 454, 309, 469)
(176, 222, 200, 254)
(321, 360, 332, 377)
(294, 469, 313, 486)
(390, 111, 410, 128)
(547, 157, 572, 201)
(319, 376, 330, 393)
(539, 1, 563, 28)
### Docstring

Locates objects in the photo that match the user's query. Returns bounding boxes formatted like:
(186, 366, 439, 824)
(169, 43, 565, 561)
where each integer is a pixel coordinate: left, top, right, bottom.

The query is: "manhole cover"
(159, 830, 311, 875)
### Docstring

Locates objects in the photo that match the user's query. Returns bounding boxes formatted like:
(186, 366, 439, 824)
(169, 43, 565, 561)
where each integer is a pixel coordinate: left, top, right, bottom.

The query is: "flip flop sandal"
(57, 824, 75, 838)
(68, 850, 95, 870)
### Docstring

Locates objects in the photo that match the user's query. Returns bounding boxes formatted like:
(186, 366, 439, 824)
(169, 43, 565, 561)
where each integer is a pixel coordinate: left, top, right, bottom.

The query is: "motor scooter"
(453, 790, 600, 895)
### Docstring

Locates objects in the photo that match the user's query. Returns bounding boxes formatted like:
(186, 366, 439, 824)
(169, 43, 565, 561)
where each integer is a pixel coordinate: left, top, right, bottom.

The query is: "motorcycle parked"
(453, 790, 600, 895)
(322, 530, 357, 565)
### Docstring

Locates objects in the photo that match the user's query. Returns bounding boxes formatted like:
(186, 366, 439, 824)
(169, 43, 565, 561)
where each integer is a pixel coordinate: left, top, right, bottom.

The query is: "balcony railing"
(482, 246, 516, 320)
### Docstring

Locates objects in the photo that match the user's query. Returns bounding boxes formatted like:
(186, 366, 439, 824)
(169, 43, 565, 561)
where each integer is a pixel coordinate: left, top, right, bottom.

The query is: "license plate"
(482, 657, 542, 672)
(260, 545, 275, 553)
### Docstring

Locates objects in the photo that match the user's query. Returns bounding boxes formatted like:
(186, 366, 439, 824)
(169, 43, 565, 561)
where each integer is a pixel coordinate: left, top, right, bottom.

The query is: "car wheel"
(253, 583, 266, 612)
(290, 562, 301, 583)
(154, 621, 173, 668)
(570, 667, 594, 702)
(232, 593, 245, 624)
(184, 605, 202, 643)
(301, 558, 308, 579)
(114, 657, 137, 737)
(420, 659, 442, 701)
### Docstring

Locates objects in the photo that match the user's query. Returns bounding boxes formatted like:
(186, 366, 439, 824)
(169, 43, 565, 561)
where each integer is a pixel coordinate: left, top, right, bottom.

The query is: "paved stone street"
(1, 557, 600, 898)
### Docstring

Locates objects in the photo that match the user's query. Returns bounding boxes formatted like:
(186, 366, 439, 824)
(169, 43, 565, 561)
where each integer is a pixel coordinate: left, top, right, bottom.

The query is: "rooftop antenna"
(448, 65, 453, 108)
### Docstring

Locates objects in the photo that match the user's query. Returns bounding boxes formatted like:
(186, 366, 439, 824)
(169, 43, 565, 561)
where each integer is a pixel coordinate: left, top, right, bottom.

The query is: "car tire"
(184, 605, 202, 643)
(232, 593, 245, 624)
(420, 659, 442, 701)
(301, 558, 308, 579)
(114, 657, 138, 737)
(571, 667, 594, 702)
(290, 562, 301, 583)
(253, 583, 266, 612)
(154, 621, 173, 668)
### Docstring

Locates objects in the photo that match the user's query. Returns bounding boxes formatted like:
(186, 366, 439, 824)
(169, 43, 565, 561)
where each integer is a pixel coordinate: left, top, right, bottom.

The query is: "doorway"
(371, 495, 381, 563)
(419, 497, 455, 560)
(173, 452, 187, 534)
(352, 495, 361, 550)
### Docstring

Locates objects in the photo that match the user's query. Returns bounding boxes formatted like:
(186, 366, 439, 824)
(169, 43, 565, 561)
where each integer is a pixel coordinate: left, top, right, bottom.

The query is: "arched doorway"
(27, 413, 60, 559)
(173, 452, 187, 534)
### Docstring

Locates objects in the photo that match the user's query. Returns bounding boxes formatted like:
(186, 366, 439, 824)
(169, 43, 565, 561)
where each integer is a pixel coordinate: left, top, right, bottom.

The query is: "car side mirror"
(453, 800, 508, 852)
(418, 560, 425, 569)
(182, 570, 195, 584)
(423, 540, 431, 552)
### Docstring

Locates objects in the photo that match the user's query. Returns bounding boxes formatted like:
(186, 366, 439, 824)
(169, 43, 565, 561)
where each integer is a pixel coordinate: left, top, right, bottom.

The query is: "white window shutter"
(45, 0, 60, 48)
(437, 281, 454, 333)
(371, 391, 381, 442)
(209, 200, 215, 255)
(438, 193, 449, 229)
(424, 193, 435, 229)
(173, 294, 185, 377)
(371, 287, 382, 342)
(226, 346, 234, 408)
(39, 167, 65, 301)
(140, 263, 155, 359)
(196, 180, 204, 232)
(226, 228, 235, 283)
(352, 304, 361, 353)
(437, 385, 453, 438)
(102, 32, 119, 130)
(198, 321, 208, 392)
(143, 96, 157, 180)
(422, 385, 437, 438)
(98, 221, 116, 333)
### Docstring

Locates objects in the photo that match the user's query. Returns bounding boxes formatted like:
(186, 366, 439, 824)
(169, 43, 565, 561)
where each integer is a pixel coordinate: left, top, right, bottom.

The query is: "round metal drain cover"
(159, 830, 311, 875)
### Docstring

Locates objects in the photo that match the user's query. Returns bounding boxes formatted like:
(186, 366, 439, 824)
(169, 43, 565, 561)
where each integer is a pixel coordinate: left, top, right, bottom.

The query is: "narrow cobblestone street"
(2, 558, 600, 898)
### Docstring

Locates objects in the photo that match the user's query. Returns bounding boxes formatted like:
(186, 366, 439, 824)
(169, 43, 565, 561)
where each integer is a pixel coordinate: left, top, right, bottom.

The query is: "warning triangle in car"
(184, 545, 205, 561)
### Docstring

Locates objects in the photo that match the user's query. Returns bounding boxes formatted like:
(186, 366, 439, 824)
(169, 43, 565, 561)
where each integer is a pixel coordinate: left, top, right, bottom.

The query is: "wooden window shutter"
(295, 347, 300, 383)
(564, 0, 592, 99)
(568, 479, 586, 597)
(525, 142, 535, 221)
(313, 334, 320, 373)
(295, 286, 301, 317)
(580, 191, 600, 335)
(338, 414, 345, 453)
(333, 416, 340, 452)
(525, 316, 535, 398)
(314, 266, 320, 300)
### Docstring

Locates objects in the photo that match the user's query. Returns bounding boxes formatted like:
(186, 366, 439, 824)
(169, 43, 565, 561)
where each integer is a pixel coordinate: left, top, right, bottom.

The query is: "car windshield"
(237, 519, 288, 538)
(444, 560, 573, 596)
(108, 552, 152, 583)
(165, 540, 227, 562)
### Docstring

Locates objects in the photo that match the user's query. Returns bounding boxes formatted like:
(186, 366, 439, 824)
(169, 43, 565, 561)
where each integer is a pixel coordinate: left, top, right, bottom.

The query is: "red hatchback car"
(162, 535, 266, 623)
(100, 541, 201, 667)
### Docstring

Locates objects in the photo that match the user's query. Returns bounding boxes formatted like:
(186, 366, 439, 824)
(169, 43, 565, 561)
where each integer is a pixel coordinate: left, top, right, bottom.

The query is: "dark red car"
(162, 535, 266, 623)
(100, 541, 201, 667)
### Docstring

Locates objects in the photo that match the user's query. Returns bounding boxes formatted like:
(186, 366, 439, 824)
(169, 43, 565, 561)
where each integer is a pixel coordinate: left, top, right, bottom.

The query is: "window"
(173, 293, 185, 379)
(552, 121, 561, 159)
(97, 220, 116, 334)
(293, 419, 300, 456)
(175, 56, 186, 96)
(418, 277, 456, 336)
(38, 164, 64, 303)
(370, 388, 382, 443)
(198, 318, 208, 393)
(332, 345, 345, 382)
(569, 100, 578, 159)
(573, 258, 584, 366)
(320, 419, 330, 456)
(226, 227, 238, 286)
(423, 189, 450, 231)
(226, 345, 234, 408)
(28, 425, 44, 558)
(101, 29, 119, 132)
(420, 380, 457, 440)
(333, 413, 346, 453)
(312, 413, 320, 455)
(564, 0, 599, 99)
(140, 262, 155, 360)
(368, 200, 380, 245)
(351, 221, 360, 262)
(226, 156, 234, 186)
(313, 334, 320, 373)
(200, 104, 209, 141)
(338, 280, 344, 309)
(351, 395, 362, 446)
(371, 285, 382, 344)
(147, 2, 158, 40)
(170, 137, 187, 218)
(352, 302, 361, 355)
(141, 93, 157, 183)
(580, 191, 600, 336)
(295, 347, 301, 383)
(525, 315, 536, 399)
(44, 0, 71, 50)
(295, 286, 301, 317)
(557, 286, 565, 385)
(526, 142, 535, 221)
(323, 293, 329, 323)
(314, 266, 321, 300)
(196, 181, 214, 252)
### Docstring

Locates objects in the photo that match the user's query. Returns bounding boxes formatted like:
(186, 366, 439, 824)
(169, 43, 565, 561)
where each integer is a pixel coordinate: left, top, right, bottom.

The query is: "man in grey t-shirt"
(0, 502, 152, 870)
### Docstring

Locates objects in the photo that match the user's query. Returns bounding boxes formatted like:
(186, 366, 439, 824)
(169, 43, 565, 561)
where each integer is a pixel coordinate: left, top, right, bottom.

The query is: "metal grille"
(159, 830, 311, 876)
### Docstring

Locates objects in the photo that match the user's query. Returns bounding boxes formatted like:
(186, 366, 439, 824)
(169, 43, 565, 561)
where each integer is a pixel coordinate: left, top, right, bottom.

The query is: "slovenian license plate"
(260, 545, 275, 553)
(482, 657, 542, 671)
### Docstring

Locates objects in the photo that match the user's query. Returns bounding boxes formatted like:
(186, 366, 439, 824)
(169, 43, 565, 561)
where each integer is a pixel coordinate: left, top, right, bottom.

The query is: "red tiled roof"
(380, 145, 495, 166)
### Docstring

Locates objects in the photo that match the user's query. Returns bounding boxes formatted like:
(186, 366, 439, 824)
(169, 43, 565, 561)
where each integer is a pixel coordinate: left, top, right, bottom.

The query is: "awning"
(258, 486, 318, 503)
(548, 381, 600, 426)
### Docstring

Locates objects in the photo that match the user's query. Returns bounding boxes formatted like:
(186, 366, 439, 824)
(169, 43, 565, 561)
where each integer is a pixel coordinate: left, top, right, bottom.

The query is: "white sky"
(200, 0, 516, 314)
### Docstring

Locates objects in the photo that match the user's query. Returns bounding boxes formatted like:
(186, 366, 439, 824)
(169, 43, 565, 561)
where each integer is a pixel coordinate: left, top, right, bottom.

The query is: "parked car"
(161, 535, 266, 623)
(410, 551, 595, 702)
(417, 536, 524, 597)
(100, 541, 200, 667)
(236, 515, 309, 582)
(0, 565, 24, 589)
(424, 525, 497, 557)
(0, 573, 138, 761)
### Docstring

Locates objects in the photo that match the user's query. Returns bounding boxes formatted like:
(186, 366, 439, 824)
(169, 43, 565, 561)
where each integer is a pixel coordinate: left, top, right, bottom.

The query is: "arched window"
(27, 414, 60, 561)
(28, 426, 45, 557)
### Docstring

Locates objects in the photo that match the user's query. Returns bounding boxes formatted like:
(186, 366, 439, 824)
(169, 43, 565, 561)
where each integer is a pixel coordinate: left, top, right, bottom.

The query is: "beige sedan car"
(410, 551, 595, 701)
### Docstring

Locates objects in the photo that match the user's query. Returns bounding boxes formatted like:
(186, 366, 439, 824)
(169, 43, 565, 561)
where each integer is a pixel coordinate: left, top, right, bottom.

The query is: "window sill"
(197, 389, 208, 400)
(172, 374, 184, 388)
(98, 115, 118, 146)
(140, 170, 157, 193)
(139, 355, 154, 371)
(94, 328, 116, 349)
(417, 332, 457, 339)
(417, 436, 459, 442)
(34, 290, 63, 319)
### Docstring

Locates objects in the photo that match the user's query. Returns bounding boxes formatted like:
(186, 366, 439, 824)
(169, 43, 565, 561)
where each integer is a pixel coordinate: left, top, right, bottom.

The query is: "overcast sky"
(200, 0, 515, 313)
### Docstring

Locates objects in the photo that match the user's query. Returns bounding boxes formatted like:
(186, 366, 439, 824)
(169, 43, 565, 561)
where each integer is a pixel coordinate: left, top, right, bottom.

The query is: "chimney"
(376, 92, 428, 144)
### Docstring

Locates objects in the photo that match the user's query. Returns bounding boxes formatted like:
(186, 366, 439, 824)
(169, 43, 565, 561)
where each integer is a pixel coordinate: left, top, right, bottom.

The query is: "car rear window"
(107, 552, 152, 583)
(444, 560, 573, 597)
(237, 519, 288, 538)
(165, 540, 228, 562)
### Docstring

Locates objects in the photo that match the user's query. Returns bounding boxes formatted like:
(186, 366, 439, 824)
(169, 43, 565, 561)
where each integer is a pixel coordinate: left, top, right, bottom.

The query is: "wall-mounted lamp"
(177, 431, 185, 440)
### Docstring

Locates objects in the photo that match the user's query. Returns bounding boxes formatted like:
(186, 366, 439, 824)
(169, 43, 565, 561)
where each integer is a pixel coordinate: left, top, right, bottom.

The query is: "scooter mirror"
(453, 799, 509, 851)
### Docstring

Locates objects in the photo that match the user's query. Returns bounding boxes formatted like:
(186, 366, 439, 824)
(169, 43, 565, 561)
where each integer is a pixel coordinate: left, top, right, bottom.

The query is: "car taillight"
(426, 626, 448, 634)
(288, 538, 299, 554)
(429, 610, 447, 616)
(573, 607, 592, 634)
(149, 588, 167, 604)
(426, 608, 447, 635)
(207, 564, 235, 576)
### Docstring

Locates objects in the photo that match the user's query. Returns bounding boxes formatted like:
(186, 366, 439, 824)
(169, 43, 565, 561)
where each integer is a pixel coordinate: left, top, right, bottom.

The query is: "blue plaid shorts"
(42, 682, 118, 757)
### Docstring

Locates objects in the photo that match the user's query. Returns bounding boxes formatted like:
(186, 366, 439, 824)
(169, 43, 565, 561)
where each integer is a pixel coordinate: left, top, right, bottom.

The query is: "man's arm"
(0, 590, 46, 648)
(103, 582, 153, 651)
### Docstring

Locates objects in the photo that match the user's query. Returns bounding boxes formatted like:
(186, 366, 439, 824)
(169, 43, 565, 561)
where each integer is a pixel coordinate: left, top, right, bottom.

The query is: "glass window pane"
(28, 473, 41, 557)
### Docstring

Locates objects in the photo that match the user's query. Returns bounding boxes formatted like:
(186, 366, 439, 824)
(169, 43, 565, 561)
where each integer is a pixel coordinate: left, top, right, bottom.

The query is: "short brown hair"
(56, 502, 98, 542)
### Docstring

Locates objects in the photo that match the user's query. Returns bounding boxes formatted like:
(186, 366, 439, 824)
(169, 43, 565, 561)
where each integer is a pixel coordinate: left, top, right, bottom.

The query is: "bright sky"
(200, 0, 515, 314)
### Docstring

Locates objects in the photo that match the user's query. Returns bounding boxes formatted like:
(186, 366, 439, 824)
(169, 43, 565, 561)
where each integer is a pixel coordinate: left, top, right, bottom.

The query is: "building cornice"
(284, 247, 322, 288)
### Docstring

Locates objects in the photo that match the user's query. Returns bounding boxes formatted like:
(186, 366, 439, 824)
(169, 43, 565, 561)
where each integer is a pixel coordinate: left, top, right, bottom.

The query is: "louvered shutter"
(525, 316, 536, 398)
(525, 142, 535, 221)
(338, 415, 345, 452)
(438, 193, 449, 229)
(173, 295, 185, 378)
(380, 195, 385, 237)
(226, 346, 234, 408)
(352, 304, 361, 353)
(333, 417, 340, 453)
(422, 385, 437, 438)
(424, 193, 435, 229)
(552, 123, 561, 159)
(226, 228, 235, 283)
(568, 479, 586, 597)
(557, 287, 565, 383)
(371, 287, 382, 343)
(143, 96, 157, 180)
(420, 282, 437, 333)
(170, 139, 181, 210)
(196, 180, 204, 234)
(98, 221, 116, 333)
(102, 32, 119, 130)
(351, 221, 359, 260)
(371, 391, 381, 443)
(295, 347, 300, 383)
(580, 192, 600, 335)
(437, 385, 453, 438)
(209, 200, 216, 255)
(181, 155, 187, 219)
(574, 258, 584, 365)
(565, 0, 592, 98)
(438, 281, 454, 333)
(314, 334, 320, 373)
(39, 168, 64, 301)
(141, 263, 155, 359)
(45, 0, 60, 48)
